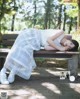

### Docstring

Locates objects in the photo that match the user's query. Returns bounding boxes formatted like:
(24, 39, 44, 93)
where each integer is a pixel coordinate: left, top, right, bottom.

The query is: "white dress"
(4, 29, 41, 79)
(40, 29, 65, 47)
(3, 29, 64, 80)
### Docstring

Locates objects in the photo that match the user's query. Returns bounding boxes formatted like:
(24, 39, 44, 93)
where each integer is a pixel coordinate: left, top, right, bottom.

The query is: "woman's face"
(63, 40, 75, 48)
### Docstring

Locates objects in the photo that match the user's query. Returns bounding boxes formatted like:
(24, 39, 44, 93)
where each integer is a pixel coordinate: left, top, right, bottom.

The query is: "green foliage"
(0, 0, 18, 32)
(66, 8, 78, 18)
(65, 4, 78, 18)
(0, 0, 18, 20)
(35, 58, 46, 63)
(0, 0, 79, 33)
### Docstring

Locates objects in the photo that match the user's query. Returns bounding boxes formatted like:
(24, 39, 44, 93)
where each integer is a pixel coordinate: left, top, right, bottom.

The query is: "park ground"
(0, 58, 80, 99)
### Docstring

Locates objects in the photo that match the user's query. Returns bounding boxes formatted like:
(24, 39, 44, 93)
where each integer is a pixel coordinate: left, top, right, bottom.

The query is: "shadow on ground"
(0, 59, 80, 99)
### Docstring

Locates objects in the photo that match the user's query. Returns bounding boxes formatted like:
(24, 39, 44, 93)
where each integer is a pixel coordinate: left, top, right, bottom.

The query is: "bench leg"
(78, 54, 80, 65)
(68, 55, 78, 77)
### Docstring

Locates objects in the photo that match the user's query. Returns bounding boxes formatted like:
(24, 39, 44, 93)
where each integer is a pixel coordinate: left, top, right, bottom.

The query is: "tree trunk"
(44, 0, 49, 29)
(48, 16, 51, 28)
(0, 0, 6, 32)
(77, 0, 80, 29)
(68, 17, 73, 34)
(63, 6, 66, 31)
(57, 4, 62, 29)
(11, 0, 16, 31)
(34, 3, 37, 26)
(11, 15, 16, 31)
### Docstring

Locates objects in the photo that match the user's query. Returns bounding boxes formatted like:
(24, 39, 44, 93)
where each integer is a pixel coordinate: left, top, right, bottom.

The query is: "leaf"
(6, 0, 12, 2)
(66, 7, 78, 18)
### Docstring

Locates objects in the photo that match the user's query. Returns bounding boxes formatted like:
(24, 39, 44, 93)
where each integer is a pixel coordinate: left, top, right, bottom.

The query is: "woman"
(0, 28, 79, 84)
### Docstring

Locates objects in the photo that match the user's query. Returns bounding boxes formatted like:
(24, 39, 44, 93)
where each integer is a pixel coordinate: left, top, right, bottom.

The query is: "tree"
(62, 0, 80, 29)
(57, 4, 63, 29)
(44, 0, 55, 29)
(0, 0, 17, 32)
(63, 6, 67, 31)
(11, 0, 18, 31)
(77, 0, 80, 29)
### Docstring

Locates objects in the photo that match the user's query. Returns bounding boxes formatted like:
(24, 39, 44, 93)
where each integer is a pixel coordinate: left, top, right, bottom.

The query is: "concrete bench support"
(68, 55, 78, 76)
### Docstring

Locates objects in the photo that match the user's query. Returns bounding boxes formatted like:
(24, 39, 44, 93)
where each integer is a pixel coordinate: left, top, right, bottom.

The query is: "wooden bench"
(0, 34, 80, 77)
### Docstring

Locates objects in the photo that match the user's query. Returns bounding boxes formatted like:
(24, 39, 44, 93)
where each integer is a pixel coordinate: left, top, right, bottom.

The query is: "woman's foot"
(0, 72, 9, 84)
(8, 70, 15, 83)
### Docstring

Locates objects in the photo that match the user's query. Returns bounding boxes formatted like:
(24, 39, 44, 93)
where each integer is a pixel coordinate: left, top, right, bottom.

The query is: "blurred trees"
(77, 0, 80, 29)
(0, 0, 18, 32)
(0, 0, 79, 34)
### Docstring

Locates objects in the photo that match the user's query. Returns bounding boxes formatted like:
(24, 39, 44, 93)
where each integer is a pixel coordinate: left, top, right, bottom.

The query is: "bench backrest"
(0, 34, 79, 59)
(2, 34, 18, 47)
(1, 33, 72, 48)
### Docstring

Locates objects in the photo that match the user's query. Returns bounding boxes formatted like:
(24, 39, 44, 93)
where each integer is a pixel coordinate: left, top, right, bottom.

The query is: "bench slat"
(2, 40, 15, 47)
(0, 48, 79, 58)
(2, 34, 18, 40)
(1, 34, 18, 47)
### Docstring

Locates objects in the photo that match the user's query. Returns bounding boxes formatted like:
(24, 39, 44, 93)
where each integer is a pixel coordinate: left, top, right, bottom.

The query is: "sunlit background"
(0, 0, 79, 34)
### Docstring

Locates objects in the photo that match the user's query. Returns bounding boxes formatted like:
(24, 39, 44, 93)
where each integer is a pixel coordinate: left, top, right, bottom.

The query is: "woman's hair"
(68, 39, 79, 51)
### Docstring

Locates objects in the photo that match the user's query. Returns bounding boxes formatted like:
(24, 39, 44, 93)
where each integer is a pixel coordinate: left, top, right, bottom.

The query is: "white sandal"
(8, 70, 15, 83)
(0, 72, 9, 84)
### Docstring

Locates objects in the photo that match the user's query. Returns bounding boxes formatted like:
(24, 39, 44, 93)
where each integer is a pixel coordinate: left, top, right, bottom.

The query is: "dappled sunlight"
(0, 85, 11, 89)
(46, 69, 61, 76)
(47, 61, 56, 64)
(11, 96, 26, 99)
(32, 72, 40, 75)
(12, 89, 31, 96)
(28, 94, 46, 99)
(42, 82, 61, 95)
(2, 89, 46, 99)
(69, 84, 80, 94)
(46, 59, 67, 69)
(11, 95, 46, 99)
(78, 73, 80, 76)
(55, 68, 66, 71)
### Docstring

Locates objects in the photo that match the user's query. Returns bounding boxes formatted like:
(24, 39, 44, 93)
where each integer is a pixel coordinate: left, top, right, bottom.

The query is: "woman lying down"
(0, 28, 79, 84)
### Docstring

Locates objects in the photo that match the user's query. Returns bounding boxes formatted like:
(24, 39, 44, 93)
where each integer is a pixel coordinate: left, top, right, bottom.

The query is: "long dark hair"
(68, 39, 79, 51)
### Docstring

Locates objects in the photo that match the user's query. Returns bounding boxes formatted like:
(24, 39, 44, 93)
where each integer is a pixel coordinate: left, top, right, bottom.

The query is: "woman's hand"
(59, 46, 70, 51)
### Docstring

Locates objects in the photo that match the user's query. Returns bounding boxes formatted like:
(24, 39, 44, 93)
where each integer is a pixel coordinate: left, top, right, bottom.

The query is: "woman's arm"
(47, 30, 70, 51)
(47, 30, 64, 50)
(44, 45, 57, 50)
